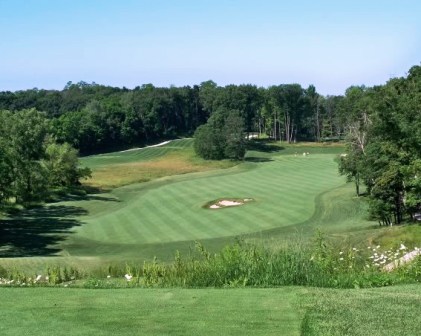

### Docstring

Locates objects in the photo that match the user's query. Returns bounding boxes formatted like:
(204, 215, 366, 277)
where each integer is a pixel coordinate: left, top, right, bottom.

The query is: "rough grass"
(301, 284, 421, 335)
(82, 139, 236, 189)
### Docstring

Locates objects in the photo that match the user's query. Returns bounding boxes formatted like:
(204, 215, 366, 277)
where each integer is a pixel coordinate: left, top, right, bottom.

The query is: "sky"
(0, 0, 420, 95)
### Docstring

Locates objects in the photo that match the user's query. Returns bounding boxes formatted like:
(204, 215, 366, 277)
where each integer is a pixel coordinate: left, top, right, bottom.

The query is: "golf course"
(1, 138, 421, 335)
(1, 139, 354, 266)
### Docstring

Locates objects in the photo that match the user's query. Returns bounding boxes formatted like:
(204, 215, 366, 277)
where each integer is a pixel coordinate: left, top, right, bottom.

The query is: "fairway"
(0, 139, 356, 267)
(65, 141, 345, 258)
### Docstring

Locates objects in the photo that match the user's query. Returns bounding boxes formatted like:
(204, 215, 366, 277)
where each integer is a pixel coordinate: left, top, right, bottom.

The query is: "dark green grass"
(0, 287, 303, 336)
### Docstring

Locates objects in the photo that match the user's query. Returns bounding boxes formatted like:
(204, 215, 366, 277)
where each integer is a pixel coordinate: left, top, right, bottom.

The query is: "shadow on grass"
(58, 194, 121, 203)
(247, 140, 284, 153)
(244, 157, 273, 163)
(0, 205, 87, 258)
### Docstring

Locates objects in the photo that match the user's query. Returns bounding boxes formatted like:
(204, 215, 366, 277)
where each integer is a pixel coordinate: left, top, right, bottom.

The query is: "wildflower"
(107, 275, 111, 279)
(339, 257, 344, 261)
(124, 274, 132, 281)
(400, 244, 407, 250)
(376, 245, 380, 249)
(339, 251, 344, 255)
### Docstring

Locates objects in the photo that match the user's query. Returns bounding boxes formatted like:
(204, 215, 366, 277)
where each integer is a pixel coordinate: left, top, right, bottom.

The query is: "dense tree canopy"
(194, 108, 246, 160)
(0, 81, 345, 155)
(0, 109, 90, 207)
(339, 65, 421, 225)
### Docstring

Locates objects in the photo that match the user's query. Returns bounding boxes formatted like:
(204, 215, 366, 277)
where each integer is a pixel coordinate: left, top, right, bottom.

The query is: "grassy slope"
(1, 285, 420, 336)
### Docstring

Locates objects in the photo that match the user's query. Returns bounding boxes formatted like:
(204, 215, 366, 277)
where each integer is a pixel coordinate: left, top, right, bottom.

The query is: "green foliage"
(139, 238, 419, 289)
(194, 108, 246, 160)
(0, 109, 90, 208)
(339, 66, 421, 225)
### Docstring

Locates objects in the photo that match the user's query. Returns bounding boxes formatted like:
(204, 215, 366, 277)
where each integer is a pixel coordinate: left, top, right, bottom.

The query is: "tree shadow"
(247, 140, 284, 153)
(0, 205, 87, 257)
(244, 157, 273, 163)
(57, 194, 121, 203)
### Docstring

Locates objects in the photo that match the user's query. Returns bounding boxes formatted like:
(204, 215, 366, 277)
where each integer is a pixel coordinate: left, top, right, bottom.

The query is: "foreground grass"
(0, 287, 302, 336)
(302, 284, 421, 335)
(1, 285, 420, 335)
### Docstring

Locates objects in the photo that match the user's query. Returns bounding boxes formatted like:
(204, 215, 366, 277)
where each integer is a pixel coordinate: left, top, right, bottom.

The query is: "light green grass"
(0, 287, 303, 336)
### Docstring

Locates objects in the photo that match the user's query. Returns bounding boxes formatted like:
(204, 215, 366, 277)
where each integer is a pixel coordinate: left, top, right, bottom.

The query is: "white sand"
(219, 200, 243, 206)
(119, 140, 172, 153)
(209, 199, 249, 209)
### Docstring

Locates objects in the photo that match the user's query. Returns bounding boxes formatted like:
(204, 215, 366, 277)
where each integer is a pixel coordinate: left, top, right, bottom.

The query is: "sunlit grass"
(84, 149, 236, 189)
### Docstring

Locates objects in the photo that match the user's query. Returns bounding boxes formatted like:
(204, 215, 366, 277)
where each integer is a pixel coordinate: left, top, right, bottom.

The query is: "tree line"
(0, 81, 348, 155)
(339, 65, 421, 225)
(1, 67, 419, 222)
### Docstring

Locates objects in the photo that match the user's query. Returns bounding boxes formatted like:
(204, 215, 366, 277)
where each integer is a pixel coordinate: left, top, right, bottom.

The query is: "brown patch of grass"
(83, 150, 237, 189)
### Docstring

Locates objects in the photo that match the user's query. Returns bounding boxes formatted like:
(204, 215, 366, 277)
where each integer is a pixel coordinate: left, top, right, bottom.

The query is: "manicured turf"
(60, 145, 349, 262)
(3, 139, 396, 270)
(1, 285, 420, 335)
(0, 287, 303, 336)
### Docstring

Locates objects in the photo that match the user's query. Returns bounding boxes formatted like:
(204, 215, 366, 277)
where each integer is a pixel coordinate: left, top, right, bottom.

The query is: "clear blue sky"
(0, 0, 420, 95)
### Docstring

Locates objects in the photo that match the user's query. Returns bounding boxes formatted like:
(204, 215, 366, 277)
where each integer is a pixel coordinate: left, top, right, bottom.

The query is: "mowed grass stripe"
(72, 154, 344, 249)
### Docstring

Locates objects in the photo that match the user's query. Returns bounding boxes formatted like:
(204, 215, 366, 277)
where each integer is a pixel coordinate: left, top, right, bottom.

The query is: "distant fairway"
(1, 139, 370, 268)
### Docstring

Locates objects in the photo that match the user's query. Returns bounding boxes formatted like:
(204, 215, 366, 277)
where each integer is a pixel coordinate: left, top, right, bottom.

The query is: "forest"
(0, 65, 420, 226)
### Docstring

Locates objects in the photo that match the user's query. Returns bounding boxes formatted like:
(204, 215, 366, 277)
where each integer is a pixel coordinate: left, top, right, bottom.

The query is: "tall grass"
(139, 233, 419, 289)
(1, 233, 420, 288)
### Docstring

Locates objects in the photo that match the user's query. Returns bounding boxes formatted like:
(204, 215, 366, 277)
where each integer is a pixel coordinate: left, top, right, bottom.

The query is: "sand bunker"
(207, 198, 253, 209)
